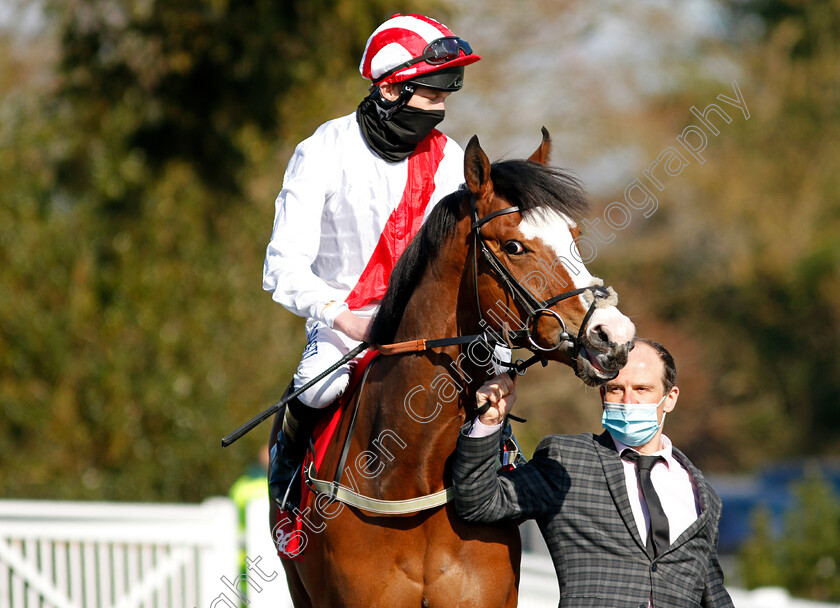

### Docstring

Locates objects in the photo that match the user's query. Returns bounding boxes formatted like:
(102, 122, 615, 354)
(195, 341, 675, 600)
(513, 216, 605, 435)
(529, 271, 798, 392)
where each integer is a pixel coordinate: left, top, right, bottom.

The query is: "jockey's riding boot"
(268, 395, 322, 511)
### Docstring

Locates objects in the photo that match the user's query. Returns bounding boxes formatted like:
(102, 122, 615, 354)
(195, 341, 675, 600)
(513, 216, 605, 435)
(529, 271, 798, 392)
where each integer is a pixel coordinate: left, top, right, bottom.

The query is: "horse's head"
(464, 129, 635, 386)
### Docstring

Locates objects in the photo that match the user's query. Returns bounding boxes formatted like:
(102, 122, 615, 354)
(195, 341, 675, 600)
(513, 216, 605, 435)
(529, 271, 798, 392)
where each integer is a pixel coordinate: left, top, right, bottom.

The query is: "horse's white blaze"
(518, 209, 635, 346)
(517, 209, 594, 293)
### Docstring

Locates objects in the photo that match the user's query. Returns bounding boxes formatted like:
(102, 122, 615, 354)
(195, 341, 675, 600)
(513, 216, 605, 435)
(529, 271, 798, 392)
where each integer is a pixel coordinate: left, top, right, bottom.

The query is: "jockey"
(263, 14, 481, 508)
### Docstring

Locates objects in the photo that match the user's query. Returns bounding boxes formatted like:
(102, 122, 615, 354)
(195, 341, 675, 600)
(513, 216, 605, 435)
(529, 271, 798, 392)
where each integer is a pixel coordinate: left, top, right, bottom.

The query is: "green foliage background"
(0, 0, 437, 501)
(739, 473, 840, 601)
(647, 0, 840, 467)
(474, 0, 840, 486)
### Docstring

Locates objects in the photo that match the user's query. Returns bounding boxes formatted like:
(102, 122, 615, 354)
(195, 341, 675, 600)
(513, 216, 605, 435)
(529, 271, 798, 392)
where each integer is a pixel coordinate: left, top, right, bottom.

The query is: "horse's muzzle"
(576, 340, 634, 386)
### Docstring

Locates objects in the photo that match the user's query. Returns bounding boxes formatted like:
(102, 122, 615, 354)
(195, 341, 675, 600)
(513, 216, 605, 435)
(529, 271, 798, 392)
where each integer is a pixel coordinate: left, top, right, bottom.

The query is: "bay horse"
(269, 130, 635, 607)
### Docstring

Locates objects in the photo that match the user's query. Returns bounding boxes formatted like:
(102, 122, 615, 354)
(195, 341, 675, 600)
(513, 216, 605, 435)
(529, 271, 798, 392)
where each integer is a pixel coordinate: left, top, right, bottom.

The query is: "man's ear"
(663, 385, 679, 413)
(378, 82, 401, 102)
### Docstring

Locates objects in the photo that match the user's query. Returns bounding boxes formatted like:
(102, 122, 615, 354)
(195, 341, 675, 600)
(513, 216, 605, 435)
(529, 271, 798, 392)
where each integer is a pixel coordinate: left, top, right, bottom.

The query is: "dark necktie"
(622, 450, 670, 558)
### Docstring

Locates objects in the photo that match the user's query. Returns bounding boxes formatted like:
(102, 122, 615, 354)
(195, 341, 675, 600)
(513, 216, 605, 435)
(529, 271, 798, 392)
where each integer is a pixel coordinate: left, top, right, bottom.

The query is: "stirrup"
(277, 463, 302, 512)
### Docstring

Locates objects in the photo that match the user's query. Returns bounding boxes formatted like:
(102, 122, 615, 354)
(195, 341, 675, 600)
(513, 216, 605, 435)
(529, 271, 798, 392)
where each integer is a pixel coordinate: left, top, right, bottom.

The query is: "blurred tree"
(0, 0, 440, 502)
(739, 473, 840, 601)
(49, 0, 427, 197)
(693, 0, 840, 459)
(591, 0, 840, 468)
(737, 507, 784, 588)
(731, 0, 840, 58)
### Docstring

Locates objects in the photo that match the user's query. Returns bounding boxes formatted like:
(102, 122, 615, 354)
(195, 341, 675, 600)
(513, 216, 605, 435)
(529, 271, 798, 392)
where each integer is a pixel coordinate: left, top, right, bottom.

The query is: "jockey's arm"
(263, 134, 346, 327)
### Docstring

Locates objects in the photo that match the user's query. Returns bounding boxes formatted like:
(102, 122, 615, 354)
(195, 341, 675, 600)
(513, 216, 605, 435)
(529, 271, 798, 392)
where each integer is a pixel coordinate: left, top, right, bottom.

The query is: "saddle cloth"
(273, 349, 379, 561)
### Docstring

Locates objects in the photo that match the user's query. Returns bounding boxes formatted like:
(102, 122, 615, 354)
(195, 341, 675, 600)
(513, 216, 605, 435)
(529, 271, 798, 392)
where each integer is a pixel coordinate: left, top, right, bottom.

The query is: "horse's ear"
(464, 135, 493, 201)
(527, 127, 552, 165)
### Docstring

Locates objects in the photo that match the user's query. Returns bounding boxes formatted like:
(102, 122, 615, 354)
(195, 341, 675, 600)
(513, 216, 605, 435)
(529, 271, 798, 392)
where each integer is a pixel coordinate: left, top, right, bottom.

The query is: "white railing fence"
(242, 498, 292, 608)
(2, 498, 838, 608)
(0, 499, 238, 608)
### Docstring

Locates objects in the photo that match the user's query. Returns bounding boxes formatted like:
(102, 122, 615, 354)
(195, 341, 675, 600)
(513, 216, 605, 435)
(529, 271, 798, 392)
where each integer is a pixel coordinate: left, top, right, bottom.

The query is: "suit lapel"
(666, 448, 718, 553)
(593, 432, 650, 558)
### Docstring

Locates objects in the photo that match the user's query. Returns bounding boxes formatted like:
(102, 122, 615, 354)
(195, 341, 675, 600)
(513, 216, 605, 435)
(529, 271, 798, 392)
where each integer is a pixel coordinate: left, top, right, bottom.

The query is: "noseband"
(470, 196, 608, 363)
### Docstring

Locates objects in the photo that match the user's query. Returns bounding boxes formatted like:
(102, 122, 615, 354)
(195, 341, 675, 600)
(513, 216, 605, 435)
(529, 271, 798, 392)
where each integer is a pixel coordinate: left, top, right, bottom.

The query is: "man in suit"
(453, 338, 733, 608)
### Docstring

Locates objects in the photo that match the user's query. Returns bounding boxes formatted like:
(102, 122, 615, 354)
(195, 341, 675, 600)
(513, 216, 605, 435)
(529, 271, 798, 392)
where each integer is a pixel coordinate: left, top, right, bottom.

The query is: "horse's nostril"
(593, 324, 609, 345)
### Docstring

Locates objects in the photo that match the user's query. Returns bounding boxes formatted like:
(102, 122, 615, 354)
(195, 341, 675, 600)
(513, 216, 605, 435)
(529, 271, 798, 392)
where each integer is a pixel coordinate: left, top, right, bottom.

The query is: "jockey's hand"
(475, 373, 517, 427)
(334, 310, 373, 343)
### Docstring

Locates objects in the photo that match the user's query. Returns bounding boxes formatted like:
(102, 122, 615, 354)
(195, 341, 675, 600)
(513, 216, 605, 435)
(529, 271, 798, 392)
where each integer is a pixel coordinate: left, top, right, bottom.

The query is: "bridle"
(302, 197, 616, 510)
(469, 195, 609, 366)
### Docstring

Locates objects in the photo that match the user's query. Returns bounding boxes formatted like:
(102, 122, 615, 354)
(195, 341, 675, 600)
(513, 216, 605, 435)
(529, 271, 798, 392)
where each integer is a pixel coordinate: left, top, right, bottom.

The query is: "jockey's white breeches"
(292, 313, 372, 409)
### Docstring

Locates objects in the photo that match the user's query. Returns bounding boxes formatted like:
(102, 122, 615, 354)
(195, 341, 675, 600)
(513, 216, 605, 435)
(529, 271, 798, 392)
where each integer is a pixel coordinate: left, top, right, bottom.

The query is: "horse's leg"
(302, 522, 426, 608)
(281, 560, 313, 608)
(418, 509, 521, 608)
(295, 509, 519, 608)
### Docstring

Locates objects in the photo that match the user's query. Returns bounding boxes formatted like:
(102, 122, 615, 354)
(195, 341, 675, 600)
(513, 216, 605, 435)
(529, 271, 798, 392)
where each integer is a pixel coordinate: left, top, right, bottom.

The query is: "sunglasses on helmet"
(374, 37, 473, 84)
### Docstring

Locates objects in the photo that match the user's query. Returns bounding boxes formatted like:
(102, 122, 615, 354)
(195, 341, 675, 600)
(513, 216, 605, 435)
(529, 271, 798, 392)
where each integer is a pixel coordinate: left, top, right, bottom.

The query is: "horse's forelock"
(490, 160, 589, 223)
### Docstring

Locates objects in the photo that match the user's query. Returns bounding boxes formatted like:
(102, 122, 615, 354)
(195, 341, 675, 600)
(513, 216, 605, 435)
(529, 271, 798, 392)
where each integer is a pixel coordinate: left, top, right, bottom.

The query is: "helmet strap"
(368, 82, 416, 121)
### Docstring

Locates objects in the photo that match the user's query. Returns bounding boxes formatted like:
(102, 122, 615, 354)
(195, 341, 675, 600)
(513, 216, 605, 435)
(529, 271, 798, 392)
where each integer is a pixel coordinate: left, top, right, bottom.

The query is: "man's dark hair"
(634, 337, 677, 392)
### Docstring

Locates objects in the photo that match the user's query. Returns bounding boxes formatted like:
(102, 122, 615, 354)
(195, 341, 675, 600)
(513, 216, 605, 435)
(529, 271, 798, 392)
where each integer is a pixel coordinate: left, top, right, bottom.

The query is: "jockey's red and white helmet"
(359, 14, 481, 89)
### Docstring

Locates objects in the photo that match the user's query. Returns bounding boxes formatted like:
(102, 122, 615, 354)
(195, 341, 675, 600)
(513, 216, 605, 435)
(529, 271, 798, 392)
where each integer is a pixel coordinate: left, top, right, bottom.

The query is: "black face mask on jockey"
(356, 85, 445, 163)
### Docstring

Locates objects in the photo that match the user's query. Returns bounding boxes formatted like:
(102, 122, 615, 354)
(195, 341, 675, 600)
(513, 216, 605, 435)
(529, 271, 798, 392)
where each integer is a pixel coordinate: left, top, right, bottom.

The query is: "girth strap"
(305, 463, 454, 515)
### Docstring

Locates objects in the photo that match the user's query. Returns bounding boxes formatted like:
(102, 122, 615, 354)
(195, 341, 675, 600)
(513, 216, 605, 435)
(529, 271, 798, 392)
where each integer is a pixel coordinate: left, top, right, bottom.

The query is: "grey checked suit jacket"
(453, 427, 734, 608)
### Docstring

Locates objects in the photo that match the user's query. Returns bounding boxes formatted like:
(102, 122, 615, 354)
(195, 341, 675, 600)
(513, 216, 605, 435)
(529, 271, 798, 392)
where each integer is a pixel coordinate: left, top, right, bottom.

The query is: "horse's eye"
(504, 241, 525, 255)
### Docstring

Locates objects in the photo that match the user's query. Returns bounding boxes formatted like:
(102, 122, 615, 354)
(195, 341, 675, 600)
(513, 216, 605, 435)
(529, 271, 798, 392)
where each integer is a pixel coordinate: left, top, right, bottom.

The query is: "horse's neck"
(356, 240, 486, 494)
(393, 249, 461, 340)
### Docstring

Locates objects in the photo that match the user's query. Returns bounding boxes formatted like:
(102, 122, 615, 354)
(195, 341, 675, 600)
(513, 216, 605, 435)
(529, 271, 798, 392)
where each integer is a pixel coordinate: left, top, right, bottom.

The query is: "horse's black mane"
(369, 159, 590, 345)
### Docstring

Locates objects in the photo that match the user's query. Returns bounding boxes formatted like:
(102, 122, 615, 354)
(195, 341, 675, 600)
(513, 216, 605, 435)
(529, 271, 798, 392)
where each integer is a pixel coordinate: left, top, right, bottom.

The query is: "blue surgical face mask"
(601, 394, 667, 447)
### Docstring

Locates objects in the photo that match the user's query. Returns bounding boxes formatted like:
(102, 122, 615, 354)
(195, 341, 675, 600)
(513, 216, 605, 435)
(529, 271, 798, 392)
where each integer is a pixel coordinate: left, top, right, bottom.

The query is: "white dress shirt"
(469, 417, 504, 438)
(611, 434, 701, 545)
